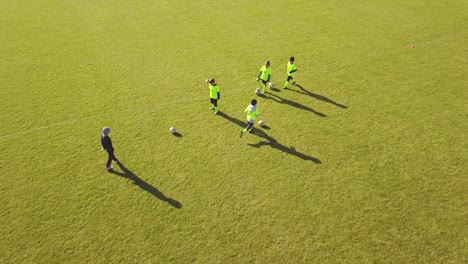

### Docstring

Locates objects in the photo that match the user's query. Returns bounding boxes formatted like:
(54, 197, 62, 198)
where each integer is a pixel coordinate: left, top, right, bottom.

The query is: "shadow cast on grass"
(219, 111, 271, 131)
(218, 111, 246, 128)
(269, 87, 282, 93)
(248, 129, 321, 164)
(172, 132, 183, 137)
(290, 84, 348, 109)
(110, 163, 182, 209)
(219, 112, 321, 164)
(260, 93, 327, 117)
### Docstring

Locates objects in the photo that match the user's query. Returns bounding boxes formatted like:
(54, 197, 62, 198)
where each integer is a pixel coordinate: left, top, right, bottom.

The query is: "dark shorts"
(210, 98, 218, 106)
(246, 121, 254, 131)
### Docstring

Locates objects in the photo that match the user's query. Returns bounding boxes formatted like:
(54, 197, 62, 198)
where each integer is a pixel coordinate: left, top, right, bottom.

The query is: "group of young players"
(100, 57, 297, 171)
(206, 56, 298, 138)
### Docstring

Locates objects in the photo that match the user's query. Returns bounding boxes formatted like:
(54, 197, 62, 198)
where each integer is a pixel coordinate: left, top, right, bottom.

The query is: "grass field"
(1, 0, 467, 263)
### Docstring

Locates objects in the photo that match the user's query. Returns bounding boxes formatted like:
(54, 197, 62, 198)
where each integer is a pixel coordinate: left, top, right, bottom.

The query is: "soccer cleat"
(209, 107, 214, 110)
(239, 131, 243, 138)
(106, 166, 114, 171)
(213, 111, 218, 115)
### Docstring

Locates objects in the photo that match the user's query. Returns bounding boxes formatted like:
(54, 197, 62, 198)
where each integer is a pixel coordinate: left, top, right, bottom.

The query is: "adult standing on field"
(101, 127, 120, 172)
(256, 61, 272, 94)
(205, 78, 220, 115)
(240, 99, 260, 138)
(283, 56, 297, 89)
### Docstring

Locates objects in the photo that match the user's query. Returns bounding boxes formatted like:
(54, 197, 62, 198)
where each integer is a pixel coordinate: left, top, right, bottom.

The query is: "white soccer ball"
(169, 127, 176, 134)
(268, 83, 274, 89)
(258, 120, 265, 126)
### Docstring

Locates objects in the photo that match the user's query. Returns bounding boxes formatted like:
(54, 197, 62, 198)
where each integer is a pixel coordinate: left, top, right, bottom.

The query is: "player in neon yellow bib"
(205, 78, 220, 115)
(240, 99, 260, 138)
(256, 61, 271, 94)
(284, 56, 297, 89)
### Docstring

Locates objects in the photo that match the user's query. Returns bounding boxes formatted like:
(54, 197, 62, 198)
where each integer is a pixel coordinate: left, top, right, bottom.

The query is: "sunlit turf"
(1, 0, 467, 262)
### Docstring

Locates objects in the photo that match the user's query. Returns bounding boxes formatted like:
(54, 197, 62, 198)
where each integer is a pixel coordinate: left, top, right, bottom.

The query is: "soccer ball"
(255, 89, 261, 95)
(268, 83, 274, 89)
(169, 127, 176, 134)
(258, 120, 265, 126)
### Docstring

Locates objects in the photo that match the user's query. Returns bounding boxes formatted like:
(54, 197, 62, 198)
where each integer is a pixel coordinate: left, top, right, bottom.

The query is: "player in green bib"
(240, 99, 260, 138)
(256, 61, 272, 94)
(205, 79, 221, 115)
(205, 78, 220, 115)
(284, 56, 297, 89)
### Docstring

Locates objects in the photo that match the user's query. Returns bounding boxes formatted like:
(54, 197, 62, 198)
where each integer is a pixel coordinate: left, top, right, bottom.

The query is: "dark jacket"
(101, 135, 114, 151)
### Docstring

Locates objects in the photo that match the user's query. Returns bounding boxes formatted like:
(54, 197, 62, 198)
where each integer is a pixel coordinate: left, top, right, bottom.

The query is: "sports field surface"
(1, 0, 467, 263)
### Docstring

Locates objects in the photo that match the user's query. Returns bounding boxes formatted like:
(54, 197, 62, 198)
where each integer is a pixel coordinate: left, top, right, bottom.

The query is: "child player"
(205, 78, 220, 115)
(284, 56, 297, 89)
(101, 127, 120, 172)
(256, 61, 272, 94)
(240, 99, 260, 138)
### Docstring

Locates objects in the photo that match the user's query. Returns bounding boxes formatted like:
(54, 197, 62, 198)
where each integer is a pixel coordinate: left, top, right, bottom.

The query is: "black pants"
(106, 150, 118, 167)
(210, 98, 218, 107)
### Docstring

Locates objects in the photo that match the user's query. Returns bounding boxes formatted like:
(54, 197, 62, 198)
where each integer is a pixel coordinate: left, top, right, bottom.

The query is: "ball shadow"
(172, 132, 183, 137)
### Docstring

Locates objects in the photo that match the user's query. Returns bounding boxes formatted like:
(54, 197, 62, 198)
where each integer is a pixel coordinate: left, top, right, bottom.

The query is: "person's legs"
(243, 122, 254, 132)
(284, 76, 293, 89)
(240, 122, 254, 138)
(212, 99, 218, 114)
(106, 150, 114, 170)
(209, 98, 215, 110)
(111, 151, 120, 164)
(257, 80, 263, 90)
(262, 80, 267, 93)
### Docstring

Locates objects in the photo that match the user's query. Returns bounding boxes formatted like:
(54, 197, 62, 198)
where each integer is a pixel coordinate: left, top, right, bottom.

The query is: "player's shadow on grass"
(110, 163, 182, 209)
(218, 112, 320, 164)
(260, 93, 327, 117)
(290, 84, 348, 109)
(218, 112, 246, 128)
(219, 111, 271, 131)
(248, 129, 321, 164)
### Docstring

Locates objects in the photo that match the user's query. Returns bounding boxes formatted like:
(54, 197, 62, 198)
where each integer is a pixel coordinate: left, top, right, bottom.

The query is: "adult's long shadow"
(110, 163, 182, 209)
(261, 93, 327, 117)
(248, 129, 321, 164)
(291, 84, 348, 109)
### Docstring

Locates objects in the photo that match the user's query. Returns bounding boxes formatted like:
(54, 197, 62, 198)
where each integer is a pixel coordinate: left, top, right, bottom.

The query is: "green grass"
(1, 0, 467, 262)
